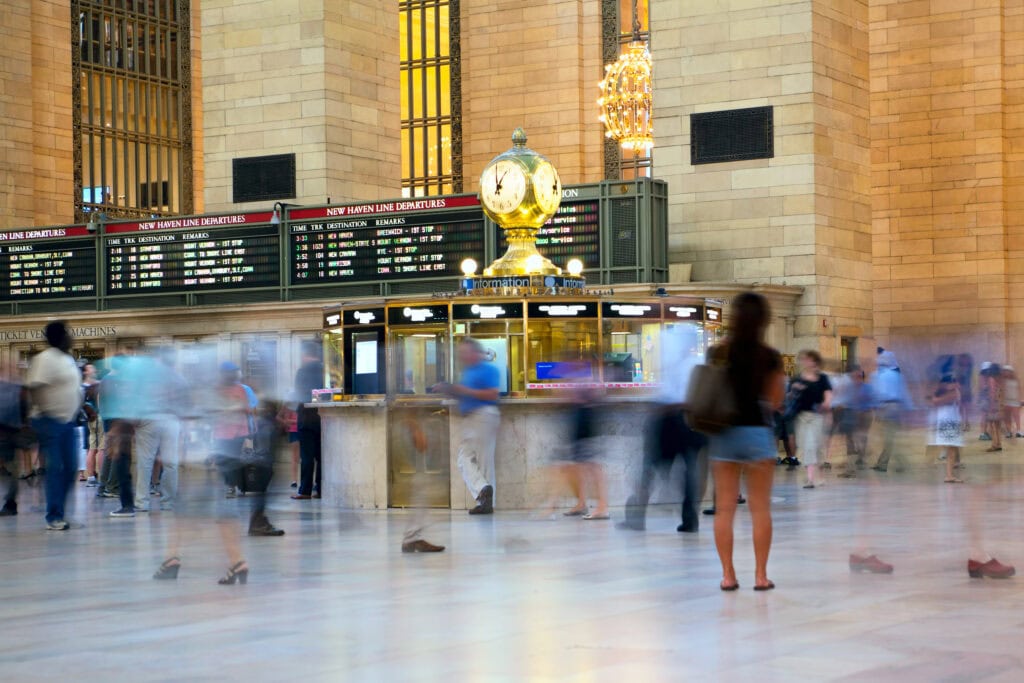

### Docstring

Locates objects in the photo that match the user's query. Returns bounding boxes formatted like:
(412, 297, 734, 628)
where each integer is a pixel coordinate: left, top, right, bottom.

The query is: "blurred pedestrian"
(789, 350, 832, 489)
(621, 324, 705, 532)
(276, 393, 300, 488)
(978, 362, 1003, 452)
(703, 292, 785, 592)
(871, 350, 913, 473)
(244, 400, 285, 537)
(433, 338, 500, 515)
(292, 341, 324, 500)
(928, 371, 963, 483)
(1001, 365, 1021, 438)
(836, 366, 874, 479)
(26, 322, 84, 531)
(0, 368, 29, 517)
(955, 353, 974, 432)
(133, 349, 188, 513)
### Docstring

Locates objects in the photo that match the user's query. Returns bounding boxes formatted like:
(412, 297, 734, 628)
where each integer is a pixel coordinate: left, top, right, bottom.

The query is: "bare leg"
(217, 518, 244, 567)
(806, 463, 818, 486)
(943, 447, 962, 482)
(745, 459, 775, 587)
(584, 462, 608, 516)
(712, 461, 742, 588)
(989, 420, 1002, 449)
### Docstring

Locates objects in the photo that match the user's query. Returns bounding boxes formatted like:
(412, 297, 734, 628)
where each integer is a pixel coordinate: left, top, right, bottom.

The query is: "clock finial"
(512, 127, 527, 146)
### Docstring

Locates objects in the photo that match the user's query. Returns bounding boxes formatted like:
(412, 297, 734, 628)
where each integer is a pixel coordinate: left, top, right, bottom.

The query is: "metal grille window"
(690, 106, 774, 165)
(73, 0, 192, 219)
(399, 0, 461, 197)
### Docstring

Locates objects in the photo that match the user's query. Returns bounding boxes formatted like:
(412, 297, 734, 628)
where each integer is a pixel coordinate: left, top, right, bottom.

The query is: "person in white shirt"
(27, 322, 84, 531)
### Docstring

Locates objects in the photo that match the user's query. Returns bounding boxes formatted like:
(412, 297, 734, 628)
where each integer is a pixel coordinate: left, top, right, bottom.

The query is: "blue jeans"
(33, 416, 79, 523)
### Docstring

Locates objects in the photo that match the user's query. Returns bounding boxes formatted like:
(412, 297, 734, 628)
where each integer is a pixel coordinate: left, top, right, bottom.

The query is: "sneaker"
(109, 507, 135, 518)
(46, 520, 70, 531)
(100, 490, 119, 498)
(290, 481, 297, 488)
(980, 432, 992, 441)
(85, 476, 99, 487)
(149, 485, 161, 497)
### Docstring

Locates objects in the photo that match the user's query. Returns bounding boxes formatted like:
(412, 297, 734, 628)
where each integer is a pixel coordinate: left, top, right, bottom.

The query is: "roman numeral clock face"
(480, 160, 528, 215)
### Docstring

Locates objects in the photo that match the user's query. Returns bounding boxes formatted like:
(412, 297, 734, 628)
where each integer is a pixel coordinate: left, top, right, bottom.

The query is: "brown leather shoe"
(402, 539, 445, 553)
(968, 558, 1016, 579)
(849, 554, 894, 574)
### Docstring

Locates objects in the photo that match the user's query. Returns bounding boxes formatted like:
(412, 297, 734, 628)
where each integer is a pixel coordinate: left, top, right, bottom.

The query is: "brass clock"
(478, 128, 564, 276)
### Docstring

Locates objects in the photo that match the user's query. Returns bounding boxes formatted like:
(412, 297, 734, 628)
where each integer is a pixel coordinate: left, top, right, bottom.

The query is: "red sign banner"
(105, 212, 274, 234)
(289, 195, 480, 221)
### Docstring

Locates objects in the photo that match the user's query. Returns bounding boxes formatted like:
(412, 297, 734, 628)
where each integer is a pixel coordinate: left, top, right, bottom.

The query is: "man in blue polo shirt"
(433, 338, 501, 515)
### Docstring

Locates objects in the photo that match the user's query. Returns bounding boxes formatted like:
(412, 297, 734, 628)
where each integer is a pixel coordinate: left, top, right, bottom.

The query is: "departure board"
(0, 227, 97, 301)
(290, 209, 485, 284)
(105, 224, 279, 294)
(498, 199, 601, 269)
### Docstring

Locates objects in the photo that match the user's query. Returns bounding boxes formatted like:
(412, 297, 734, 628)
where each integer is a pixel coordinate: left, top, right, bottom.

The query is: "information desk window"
(452, 302, 524, 394)
(336, 307, 386, 394)
(601, 302, 662, 383)
(389, 327, 448, 395)
(526, 302, 599, 385)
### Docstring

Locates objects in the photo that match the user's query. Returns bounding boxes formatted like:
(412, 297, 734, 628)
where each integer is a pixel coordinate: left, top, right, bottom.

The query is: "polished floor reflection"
(1, 434, 1023, 682)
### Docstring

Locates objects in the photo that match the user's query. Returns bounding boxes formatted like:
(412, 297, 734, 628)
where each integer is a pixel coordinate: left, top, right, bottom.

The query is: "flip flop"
(754, 581, 776, 592)
(944, 478, 964, 484)
(563, 508, 588, 517)
(720, 582, 739, 592)
(583, 513, 610, 520)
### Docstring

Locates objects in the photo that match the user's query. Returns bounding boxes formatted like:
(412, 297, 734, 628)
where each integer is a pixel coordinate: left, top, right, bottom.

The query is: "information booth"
(316, 294, 723, 510)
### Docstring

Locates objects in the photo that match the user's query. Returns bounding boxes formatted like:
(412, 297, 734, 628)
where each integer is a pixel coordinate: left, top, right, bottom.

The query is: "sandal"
(720, 582, 740, 592)
(986, 447, 1003, 452)
(944, 477, 964, 484)
(754, 580, 776, 591)
(563, 508, 588, 517)
(153, 557, 181, 580)
(582, 512, 610, 520)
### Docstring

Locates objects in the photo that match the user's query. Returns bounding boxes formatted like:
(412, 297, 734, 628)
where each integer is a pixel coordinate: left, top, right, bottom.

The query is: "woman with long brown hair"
(707, 292, 785, 591)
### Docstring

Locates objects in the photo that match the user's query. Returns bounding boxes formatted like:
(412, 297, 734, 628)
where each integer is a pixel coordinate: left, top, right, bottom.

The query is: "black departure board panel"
(0, 227, 97, 301)
(289, 198, 485, 285)
(104, 219, 279, 294)
(498, 199, 600, 269)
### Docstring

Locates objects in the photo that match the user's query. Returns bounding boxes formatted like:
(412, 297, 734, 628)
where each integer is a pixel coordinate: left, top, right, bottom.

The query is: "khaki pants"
(456, 406, 500, 500)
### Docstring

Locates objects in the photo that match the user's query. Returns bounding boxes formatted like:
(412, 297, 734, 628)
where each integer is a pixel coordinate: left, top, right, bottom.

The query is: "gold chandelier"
(598, 40, 653, 151)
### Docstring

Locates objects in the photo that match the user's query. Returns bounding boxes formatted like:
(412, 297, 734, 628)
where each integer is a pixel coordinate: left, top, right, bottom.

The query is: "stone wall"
(869, 0, 1018, 368)
(461, 0, 605, 188)
(651, 0, 873, 357)
(0, 0, 74, 229)
(201, 0, 400, 212)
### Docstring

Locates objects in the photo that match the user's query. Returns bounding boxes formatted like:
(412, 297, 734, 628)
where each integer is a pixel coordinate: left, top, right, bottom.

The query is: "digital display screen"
(0, 228, 97, 301)
(290, 210, 485, 285)
(498, 199, 600, 269)
(105, 224, 279, 294)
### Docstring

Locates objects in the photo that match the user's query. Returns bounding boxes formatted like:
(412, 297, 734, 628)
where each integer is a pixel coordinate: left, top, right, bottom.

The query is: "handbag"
(685, 348, 738, 434)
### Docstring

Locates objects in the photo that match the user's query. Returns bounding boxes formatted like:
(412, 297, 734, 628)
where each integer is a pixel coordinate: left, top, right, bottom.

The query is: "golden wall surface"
(460, 0, 606, 189)
(870, 0, 1020, 367)
(201, 0, 401, 211)
(0, 0, 74, 229)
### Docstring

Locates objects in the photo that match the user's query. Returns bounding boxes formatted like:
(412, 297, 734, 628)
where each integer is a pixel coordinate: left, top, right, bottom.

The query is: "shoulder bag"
(685, 346, 738, 434)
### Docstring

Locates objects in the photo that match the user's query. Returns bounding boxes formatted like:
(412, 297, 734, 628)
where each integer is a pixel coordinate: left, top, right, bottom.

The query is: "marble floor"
(1, 432, 1024, 682)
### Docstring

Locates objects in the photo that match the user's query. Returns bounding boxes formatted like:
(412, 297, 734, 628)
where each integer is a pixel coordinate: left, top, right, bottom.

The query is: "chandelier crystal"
(598, 41, 653, 151)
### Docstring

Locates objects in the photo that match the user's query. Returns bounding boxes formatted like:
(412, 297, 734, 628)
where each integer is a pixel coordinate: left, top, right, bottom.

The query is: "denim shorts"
(708, 426, 776, 463)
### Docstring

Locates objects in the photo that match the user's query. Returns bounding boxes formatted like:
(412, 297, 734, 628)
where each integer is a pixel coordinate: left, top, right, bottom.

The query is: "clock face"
(532, 162, 562, 214)
(480, 160, 528, 215)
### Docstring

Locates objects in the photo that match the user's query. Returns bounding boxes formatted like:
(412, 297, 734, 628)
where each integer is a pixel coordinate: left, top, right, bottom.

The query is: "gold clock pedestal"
(484, 228, 560, 277)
